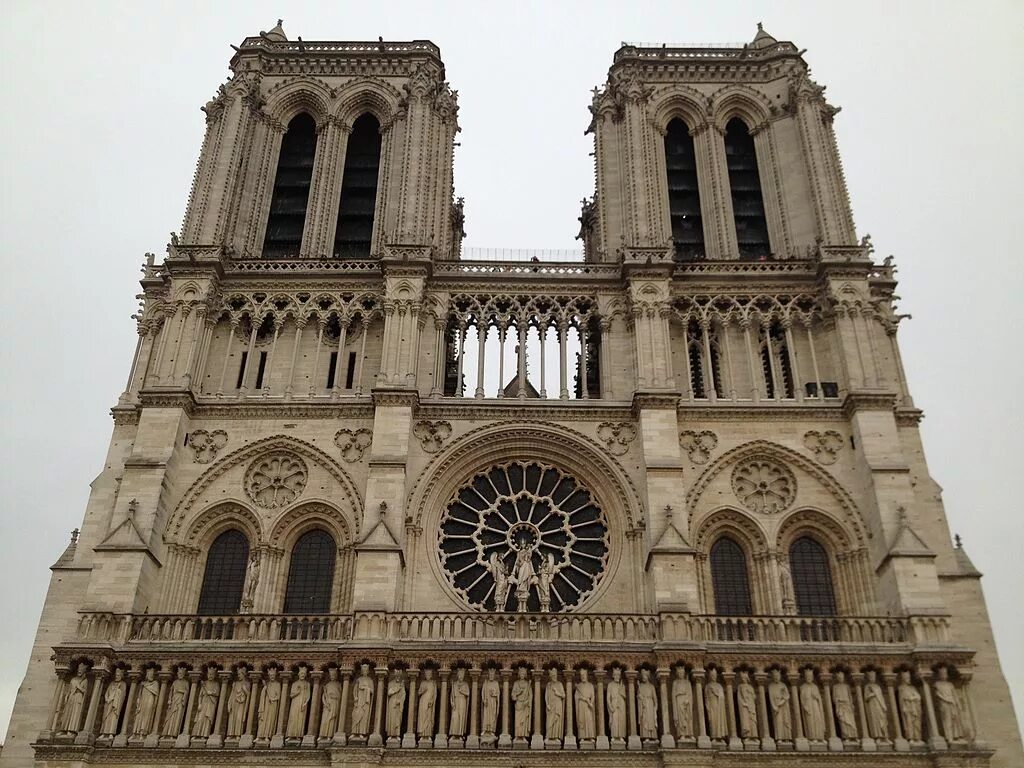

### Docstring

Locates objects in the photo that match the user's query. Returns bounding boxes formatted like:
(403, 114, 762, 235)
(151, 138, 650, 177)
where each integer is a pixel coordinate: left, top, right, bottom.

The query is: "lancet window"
(724, 118, 770, 260)
(196, 530, 250, 615)
(709, 536, 753, 616)
(334, 113, 382, 258)
(664, 118, 705, 261)
(263, 113, 318, 259)
(790, 536, 837, 617)
(283, 529, 337, 614)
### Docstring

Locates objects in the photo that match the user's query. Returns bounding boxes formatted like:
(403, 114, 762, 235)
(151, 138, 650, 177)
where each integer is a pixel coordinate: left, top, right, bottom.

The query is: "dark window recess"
(790, 536, 838, 616)
(710, 537, 753, 615)
(197, 530, 250, 615)
(689, 327, 706, 398)
(335, 114, 381, 259)
(665, 118, 705, 261)
(804, 381, 840, 399)
(236, 351, 248, 389)
(724, 118, 771, 260)
(283, 529, 336, 614)
(443, 326, 460, 396)
(345, 352, 357, 389)
(573, 323, 602, 398)
(326, 352, 338, 389)
(254, 351, 268, 389)
(263, 113, 318, 259)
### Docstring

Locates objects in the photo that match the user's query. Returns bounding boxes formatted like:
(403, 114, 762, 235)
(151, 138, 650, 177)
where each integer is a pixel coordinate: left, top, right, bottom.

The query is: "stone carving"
(596, 421, 637, 456)
(318, 668, 342, 740)
(575, 669, 596, 741)
(488, 552, 511, 612)
(731, 457, 796, 514)
(679, 430, 718, 464)
(778, 559, 796, 613)
(163, 666, 189, 736)
(704, 668, 727, 739)
(606, 667, 627, 741)
(768, 669, 792, 739)
(334, 428, 372, 463)
(449, 667, 470, 738)
(350, 664, 374, 738)
(132, 667, 160, 737)
(481, 668, 500, 738)
(898, 671, 922, 741)
(536, 553, 554, 613)
(832, 671, 857, 739)
(672, 666, 692, 738)
(192, 667, 220, 738)
(245, 452, 307, 509)
(60, 663, 89, 733)
(799, 669, 825, 740)
(512, 667, 532, 740)
(241, 551, 260, 613)
(417, 668, 437, 740)
(545, 668, 565, 741)
(864, 670, 888, 739)
(286, 666, 311, 739)
(227, 667, 251, 738)
(512, 548, 536, 612)
(736, 671, 757, 739)
(934, 666, 964, 741)
(637, 669, 658, 740)
(413, 420, 453, 453)
(188, 429, 228, 464)
(385, 670, 405, 739)
(803, 430, 844, 464)
(256, 667, 282, 740)
(100, 668, 127, 737)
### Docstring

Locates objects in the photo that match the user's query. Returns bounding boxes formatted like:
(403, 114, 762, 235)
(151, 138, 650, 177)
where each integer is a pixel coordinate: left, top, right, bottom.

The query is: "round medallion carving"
(731, 457, 795, 514)
(438, 461, 609, 613)
(245, 452, 308, 509)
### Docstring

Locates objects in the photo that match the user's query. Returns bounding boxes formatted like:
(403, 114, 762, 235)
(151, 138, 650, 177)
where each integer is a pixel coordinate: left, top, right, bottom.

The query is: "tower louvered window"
(710, 537, 753, 615)
(262, 113, 318, 259)
(724, 118, 770, 260)
(790, 536, 837, 616)
(197, 530, 250, 615)
(665, 118, 705, 261)
(283, 529, 336, 614)
(334, 113, 381, 258)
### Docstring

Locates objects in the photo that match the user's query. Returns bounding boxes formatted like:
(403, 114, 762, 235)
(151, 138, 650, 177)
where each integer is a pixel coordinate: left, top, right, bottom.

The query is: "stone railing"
(432, 260, 620, 279)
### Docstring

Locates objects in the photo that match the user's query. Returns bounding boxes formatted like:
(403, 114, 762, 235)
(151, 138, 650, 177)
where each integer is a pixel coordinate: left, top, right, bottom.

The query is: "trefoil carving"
(187, 430, 228, 464)
(679, 430, 718, 465)
(596, 422, 637, 456)
(803, 430, 844, 465)
(334, 429, 373, 463)
(413, 420, 453, 454)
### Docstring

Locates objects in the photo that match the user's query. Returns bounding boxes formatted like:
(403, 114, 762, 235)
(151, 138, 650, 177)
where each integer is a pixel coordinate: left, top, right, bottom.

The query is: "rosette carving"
(245, 452, 307, 509)
(731, 457, 795, 514)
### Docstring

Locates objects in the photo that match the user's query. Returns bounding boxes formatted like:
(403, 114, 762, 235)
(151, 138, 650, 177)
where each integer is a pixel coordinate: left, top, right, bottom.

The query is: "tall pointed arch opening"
(724, 117, 770, 260)
(334, 113, 382, 258)
(196, 530, 250, 615)
(665, 118, 705, 261)
(262, 113, 318, 259)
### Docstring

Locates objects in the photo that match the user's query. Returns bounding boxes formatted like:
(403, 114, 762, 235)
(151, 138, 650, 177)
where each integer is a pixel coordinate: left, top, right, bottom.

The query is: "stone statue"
(637, 668, 658, 739)
(606, 667, 627, 740)
(227, 667, 251, 738)
(241, 551, 260, 610)
(256, 667, 281, 739)
(385, 669, 406, 738)
(779, 560, 795, 611)
(545, 668, 565, 740)
(800, 669, 825, 740)
(60, 663, 89, 733)
(192, 666, 220, 738)
(512, 667, 532, 739)
(736, 671, 757, 738)
(350, 664, 374, 737)
(318, 667, 341, 739)
(100, 668, 127, 736)
(933, 667, 963, 741)
(864, 670, 888, 739)
(537, 553, 554, 613)
(481, 668, 500, 737)
(489, 552, 510, 611)
(832, 671, 857, 739)
(898, 671, 922, 741)
(512, 548, 536, 612)
(670, 666, 692, 739)
(575, 669, 596, 740)
(133, 667, 160, 737)
(286, 665, 310, 738)
(704, 668, 727, 739)
(449, 667, 470, 737)
(417, 668, 437, 738)
(768, 669, 792, 739)
(163, 666, 190, 736)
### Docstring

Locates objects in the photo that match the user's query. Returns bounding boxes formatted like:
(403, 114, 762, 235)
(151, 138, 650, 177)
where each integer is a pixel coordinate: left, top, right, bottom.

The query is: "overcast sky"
(1, 0, 1022, 742)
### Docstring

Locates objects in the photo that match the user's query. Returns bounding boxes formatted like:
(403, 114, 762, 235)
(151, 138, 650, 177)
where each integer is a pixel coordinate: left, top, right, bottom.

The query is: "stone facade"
(2, 21, 1021, 768)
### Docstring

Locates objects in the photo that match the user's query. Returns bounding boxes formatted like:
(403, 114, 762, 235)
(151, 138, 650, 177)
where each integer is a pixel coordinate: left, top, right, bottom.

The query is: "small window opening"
(335, 114, 382, 259)
(665, 118, 705, 261)
(263, 113, 318, 259)
(254, 351, 268, 389)
(236, 351, 248, 389)
(345, 351, 357, 389)
(326, 351, 338, 390)
(724, 118, 770, 260)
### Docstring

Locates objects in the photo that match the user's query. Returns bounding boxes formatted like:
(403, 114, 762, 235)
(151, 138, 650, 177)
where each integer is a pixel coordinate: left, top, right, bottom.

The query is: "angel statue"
(488, 552, 511, 611)
(536, 553, 555, 613)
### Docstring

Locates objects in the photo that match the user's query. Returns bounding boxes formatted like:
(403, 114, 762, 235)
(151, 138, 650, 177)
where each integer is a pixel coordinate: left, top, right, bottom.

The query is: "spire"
(264, 19, 288, 43)
(885, 505, 935, 560)
(751, 22, 778, 50)
(952, 533, 982, 577)
(51, 528, 80, 569)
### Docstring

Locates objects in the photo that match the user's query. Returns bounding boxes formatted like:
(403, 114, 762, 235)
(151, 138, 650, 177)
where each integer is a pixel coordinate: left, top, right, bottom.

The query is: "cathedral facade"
(3, 22, 1021, 768)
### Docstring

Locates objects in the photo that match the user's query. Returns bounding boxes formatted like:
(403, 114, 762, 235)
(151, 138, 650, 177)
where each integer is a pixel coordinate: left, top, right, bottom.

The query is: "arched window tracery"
(724, 117, 770, 260)
(334, 113, 382, 258)
(197, 529, 250, 615)
(710, 536, 753, 616)
(664, 118, 705, 261)
(263, 113, 318, 259)
(283, 529, 337, 614)
(789, 535, 837, 616)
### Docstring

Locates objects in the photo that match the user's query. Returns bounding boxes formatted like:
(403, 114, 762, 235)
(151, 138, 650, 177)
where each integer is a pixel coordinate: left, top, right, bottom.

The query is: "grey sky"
(1, 0, 1021, 741)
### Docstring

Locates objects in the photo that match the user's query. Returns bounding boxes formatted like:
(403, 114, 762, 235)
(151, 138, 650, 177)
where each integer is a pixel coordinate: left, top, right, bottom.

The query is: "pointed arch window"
(283, 529, 336, 614)
(197, 530, 250, 615)
(665, 118, 705, 261)
(334, 113, 382, 258)
(790, 536, 837, 616)
(710, 536, 753, 615)
(263, 113, 318, 259)
(724, 118, 770, 260)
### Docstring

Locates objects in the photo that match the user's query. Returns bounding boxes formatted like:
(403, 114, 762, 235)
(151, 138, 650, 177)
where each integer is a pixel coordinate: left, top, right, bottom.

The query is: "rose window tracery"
(245, 452, 308, 509)
(731, 457, 796, 514)
(439, 461, 609, 613)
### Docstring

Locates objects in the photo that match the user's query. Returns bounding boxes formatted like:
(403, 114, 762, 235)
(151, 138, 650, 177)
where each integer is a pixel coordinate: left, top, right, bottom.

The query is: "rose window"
(439, 461, 609, 613)
(245, 452, 308, 509)
(731, 457, 795, 514)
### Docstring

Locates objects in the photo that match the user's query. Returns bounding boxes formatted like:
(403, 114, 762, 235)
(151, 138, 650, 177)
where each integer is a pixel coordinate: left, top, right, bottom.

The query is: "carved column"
(498, 668, 512, 749)
(402, 671, 419, 748)
(74, 668, 107, 745)
(270, 671, 290, 749)
(723, 671, 741, 750)
(530, 669, 543, 750)
(595, 670, 608, 750)
(174, 672, 200, 748)
(693, 669, 710, 748)
(41, 668, 69, 741)
(625, 669, 641, 750)
(851, 672, 875, 752)
(436, 668, 450, 748)
(755, 671, 775, 751)
(564, 670, 576, 750)
(657, 669, 675, 748)
(113, 671, 139, 748)
(788, 672, 807, 751)
(239, 671, 260, 749)
(466, 668, 481, 749)
(146, 671, 170, 748)
(207, 671, 230, 748)
(919, 670, 947, 751)
(820, 672, 842, 751)
(369, 668, 386, 748)
(332, 668, 351, 746)
(303, 670, 322, 747)
(883, 672, 908, 751)
(960, 672, 980, 745)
